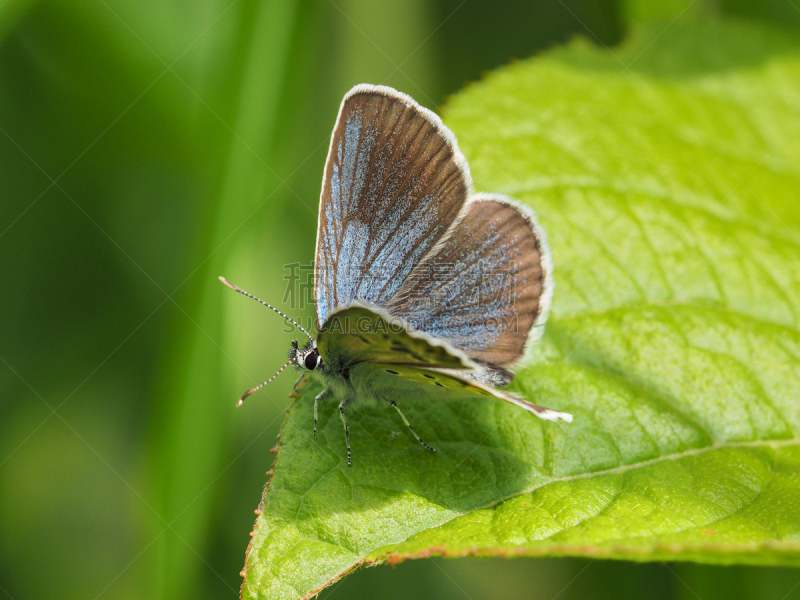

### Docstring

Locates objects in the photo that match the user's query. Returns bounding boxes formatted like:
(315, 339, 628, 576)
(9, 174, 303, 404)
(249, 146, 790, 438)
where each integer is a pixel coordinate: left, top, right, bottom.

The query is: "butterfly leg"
(338, 401, 351, 467)
(314, 388, 333, 439)
(389, 401, 436, 453)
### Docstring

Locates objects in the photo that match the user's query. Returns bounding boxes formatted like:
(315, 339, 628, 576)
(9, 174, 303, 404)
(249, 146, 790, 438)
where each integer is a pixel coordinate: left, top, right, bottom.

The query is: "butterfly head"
(290, 339, 323, 372)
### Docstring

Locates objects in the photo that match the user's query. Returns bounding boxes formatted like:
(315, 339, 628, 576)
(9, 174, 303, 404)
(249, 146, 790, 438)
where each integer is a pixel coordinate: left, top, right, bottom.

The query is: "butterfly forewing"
(317, 304, 475, 372)
(387, 194, 553, 367)
(314, 85, 471, 328)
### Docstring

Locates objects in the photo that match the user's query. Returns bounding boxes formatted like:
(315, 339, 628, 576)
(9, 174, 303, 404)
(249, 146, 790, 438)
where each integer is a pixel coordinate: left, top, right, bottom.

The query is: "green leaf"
(241, 20, 800, 600)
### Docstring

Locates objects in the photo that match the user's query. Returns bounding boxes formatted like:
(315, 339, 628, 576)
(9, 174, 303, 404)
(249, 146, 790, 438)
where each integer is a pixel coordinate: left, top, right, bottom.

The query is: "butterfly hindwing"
(387, 194, 553, 368)
(314, 85, 471, 328)
(350, 362, 572, 422)
(316, 303, 475, 372)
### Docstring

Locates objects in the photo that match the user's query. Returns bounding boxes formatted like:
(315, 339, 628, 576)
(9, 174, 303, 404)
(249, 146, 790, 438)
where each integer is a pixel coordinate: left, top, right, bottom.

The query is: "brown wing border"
(471, 193, 554, 366)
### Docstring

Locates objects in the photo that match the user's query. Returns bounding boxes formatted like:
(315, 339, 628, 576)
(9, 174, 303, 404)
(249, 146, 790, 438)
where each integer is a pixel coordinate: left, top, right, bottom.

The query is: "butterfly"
(221, 84, 572, 466)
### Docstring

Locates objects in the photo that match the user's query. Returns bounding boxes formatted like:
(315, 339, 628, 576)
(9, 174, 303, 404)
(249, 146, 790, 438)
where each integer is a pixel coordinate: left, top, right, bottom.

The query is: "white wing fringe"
(499, 391, 573, 422)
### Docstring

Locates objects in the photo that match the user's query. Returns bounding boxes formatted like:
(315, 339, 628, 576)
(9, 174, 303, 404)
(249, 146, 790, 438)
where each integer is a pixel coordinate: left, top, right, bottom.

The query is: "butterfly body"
(224, 84, 571, 466)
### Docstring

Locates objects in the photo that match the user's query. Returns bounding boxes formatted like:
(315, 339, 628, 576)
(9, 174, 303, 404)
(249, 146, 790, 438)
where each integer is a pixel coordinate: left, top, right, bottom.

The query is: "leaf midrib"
(270, 437, 800, 600)
(492, 437, 797, 509)
(272, 435, 799, 562)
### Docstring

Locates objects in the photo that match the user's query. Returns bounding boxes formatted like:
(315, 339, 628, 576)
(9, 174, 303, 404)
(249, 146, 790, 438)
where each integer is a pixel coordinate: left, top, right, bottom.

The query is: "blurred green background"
(2, 1, 800, 599)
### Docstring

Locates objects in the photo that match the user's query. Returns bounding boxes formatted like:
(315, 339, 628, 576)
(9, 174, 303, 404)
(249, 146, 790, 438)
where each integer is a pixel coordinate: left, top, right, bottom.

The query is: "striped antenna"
(219, 277, 313, 341)
(237, 358, 293, 406)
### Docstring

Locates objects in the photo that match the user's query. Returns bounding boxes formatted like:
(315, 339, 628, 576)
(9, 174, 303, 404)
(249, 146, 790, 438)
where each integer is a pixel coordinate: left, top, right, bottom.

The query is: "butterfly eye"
(304, 351, 319, 370)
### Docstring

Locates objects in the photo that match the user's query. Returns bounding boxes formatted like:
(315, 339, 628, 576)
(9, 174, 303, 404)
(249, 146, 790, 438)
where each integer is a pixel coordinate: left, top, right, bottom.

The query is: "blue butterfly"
(222, 84, 572, 466)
